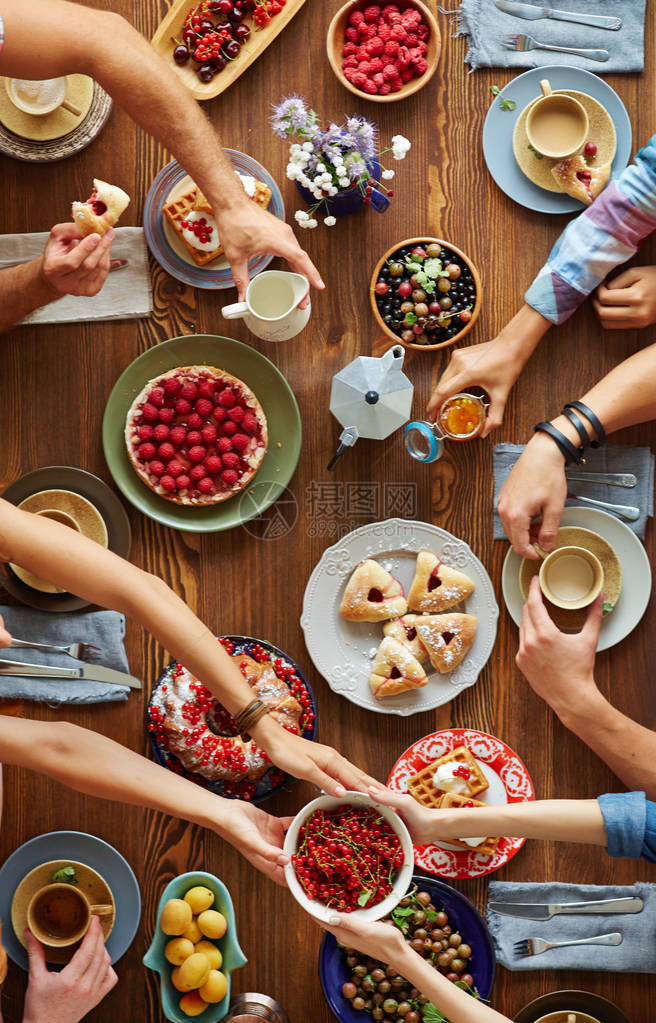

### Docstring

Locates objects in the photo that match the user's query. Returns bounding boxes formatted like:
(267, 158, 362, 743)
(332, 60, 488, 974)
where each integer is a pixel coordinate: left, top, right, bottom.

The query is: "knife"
(565, 470, 637, 489)
(0, 258, 129, 271)
(488, 896, 644, 920)
(494, 0, 622, 30)
(0, 658, 142, 690)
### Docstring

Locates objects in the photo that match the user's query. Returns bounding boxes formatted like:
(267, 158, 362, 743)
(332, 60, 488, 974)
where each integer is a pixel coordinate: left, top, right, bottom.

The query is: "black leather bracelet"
(534, 421, 584, 465)
(565, 401, 606, 447)
(561, 406, 591, 448)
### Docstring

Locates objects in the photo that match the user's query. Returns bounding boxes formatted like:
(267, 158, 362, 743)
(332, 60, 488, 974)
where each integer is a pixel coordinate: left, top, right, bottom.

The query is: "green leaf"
(392, 907, 415, 918)
(423, 258, 442, 279)
(405, 259, 422, 272)
(424, 281, 436, 295)
(404, 311, 417, 327)
(357, 890, 372, 907)
(51, 866, 78, 886)
(423, 905, 438, 922)
(490, 85, 500, 96)
(500, 97, 517, 112)
(422, 1003, 448, 1023)
(602, 601, 614, 615)
(527, 143, 543, 160)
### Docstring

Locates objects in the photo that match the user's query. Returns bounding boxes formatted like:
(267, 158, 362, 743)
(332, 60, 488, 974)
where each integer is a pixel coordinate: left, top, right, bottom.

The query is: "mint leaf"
(392, 907, 415, 918)
(527, 143, 543, 159)
(602, 601, 614, 615)
(405, 258, 422, 272)
(424, 281, 436, 295)
(357, 890, 372, 907)
(423, 905, 438, 923)
(423, 258, 442, 279)
(422, 1003, 448, 1023)
(404, 311, 417, 327)
(500, 97, 517, 112)
(490, 85, 500, 96)
(51, 866, 78, 886)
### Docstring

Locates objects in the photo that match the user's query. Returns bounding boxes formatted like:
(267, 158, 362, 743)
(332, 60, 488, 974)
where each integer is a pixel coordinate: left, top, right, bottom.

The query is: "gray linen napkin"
(0, 226, 152, 325)
(0, 606, 132, 703)
(493, 442, 654, 540)
(450, 0, 646, 73)
(488, 881, 656, 972)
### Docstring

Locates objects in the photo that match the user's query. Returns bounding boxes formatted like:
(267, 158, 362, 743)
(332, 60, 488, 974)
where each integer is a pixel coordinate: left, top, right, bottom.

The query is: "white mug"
(222, 270, 311, 342)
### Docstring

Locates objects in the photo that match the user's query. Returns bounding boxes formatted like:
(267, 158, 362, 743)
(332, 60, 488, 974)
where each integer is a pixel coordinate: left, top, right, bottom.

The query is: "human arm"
(0, 227, 114, 334)
(22, 917, 117, 1023)
(0, 0, 322, 301)
(322, 915, 510, 1023)
(0, 498, 378, 797)
(593, 265, 656, 330)
(498, 338, 656, 556)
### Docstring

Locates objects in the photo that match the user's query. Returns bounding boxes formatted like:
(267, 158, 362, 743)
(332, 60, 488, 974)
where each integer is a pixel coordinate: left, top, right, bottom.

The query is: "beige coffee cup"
(539, 545, 603, 610)
(5, 77, 81, 117)
(536, 1013, 601, 1023)
(526, 80, 589, 159)
(27, 883, 113, 949)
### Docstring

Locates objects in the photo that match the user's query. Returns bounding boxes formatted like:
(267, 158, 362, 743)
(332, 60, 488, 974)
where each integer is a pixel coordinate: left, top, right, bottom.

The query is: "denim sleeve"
(524, 135, 656, 324)
(597, 792, 656, 862)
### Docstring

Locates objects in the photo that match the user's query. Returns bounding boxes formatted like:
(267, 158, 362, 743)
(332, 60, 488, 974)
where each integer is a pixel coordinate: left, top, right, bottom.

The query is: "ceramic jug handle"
(222, 302, 248, 320)
(369, 189, 391, 214)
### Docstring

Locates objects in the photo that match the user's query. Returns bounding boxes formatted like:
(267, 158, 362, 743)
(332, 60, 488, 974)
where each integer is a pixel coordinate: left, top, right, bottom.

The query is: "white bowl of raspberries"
(327, 0, 440, 102)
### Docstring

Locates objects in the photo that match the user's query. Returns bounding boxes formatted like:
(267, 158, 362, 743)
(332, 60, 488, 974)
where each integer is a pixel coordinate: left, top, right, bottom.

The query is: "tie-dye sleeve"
(524, 136, 656, 325)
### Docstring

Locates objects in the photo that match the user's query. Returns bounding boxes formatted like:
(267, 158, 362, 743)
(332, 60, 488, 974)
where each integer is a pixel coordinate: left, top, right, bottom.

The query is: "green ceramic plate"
(102, 335, 302, 532)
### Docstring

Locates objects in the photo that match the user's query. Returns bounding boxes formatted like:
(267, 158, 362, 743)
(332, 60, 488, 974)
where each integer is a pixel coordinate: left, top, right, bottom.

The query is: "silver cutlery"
(514, 932, 622, 957)
(0, 257, 129, 271)
(565, 471, 637, 489)
(489, 896, 644, 920)
(567, 491, 640, 521)
(0, 658, 142, 690)
(502, 32, 609, 61)
(9, 637, 100, 661)
(495, 0, 621, 30)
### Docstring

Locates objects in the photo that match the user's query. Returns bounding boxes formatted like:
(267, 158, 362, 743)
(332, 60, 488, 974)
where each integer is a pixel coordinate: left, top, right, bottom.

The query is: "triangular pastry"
(340, 559, 407, 622)
(369, 636, 427, 699)
(551, 155, 611, 205)
(407, 551, 475, 613)
(383, 614, 429, 663)
(412, 613, 477, 674)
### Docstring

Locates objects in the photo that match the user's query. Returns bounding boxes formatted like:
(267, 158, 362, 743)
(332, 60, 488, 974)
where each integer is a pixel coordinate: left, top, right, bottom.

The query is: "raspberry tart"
(125, 365, 267, 505)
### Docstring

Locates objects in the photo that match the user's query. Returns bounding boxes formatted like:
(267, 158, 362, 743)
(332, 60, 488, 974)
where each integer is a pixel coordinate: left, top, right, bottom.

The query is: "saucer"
(519, 525, 622, 630)
(502, 507, 651, 652)
(515, 989, 632, 1023)
(0, 75, 93, 142)
(513, 89, 617, 194)
(0, 831, 140, 970)
(11, 859, 115, 965)
(0, 81, 112, 163)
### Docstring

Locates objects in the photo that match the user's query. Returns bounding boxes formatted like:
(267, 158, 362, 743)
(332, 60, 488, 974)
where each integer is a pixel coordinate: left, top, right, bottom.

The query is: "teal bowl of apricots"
(143, 871, 247, 1023)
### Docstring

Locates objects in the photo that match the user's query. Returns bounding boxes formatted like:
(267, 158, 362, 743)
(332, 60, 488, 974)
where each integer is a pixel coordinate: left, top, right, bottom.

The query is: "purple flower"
(270, 95, 311, 138)
(345, 116, 377, 161)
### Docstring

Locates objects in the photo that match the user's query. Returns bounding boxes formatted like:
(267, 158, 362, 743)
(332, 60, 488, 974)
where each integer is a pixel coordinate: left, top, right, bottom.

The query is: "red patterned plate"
(387, 728, 534, 879)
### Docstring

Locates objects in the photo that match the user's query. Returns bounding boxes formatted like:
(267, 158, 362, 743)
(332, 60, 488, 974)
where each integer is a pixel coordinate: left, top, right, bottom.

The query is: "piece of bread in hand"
(551, 156, 611, 205)
(71, 178, 130, 236)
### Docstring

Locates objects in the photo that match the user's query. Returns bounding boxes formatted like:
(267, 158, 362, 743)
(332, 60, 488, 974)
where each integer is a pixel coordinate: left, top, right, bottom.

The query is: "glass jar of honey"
(404, 392, 488, 463)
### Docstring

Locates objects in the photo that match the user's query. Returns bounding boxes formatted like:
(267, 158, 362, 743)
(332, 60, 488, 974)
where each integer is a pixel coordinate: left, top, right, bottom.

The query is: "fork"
(502, 33, 609, 62)
(514, 932, 622, 957)
(9, 637, 100, 661)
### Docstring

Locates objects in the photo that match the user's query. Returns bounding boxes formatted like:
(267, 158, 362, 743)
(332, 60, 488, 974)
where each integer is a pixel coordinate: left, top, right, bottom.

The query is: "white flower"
(307, 218, 318, 228)
(294, 209, 310, 223)
(316, 163, 326, 173)
(338, 176, 350, 188)
(381, 169, 395, 180)
(391, 134, 411, 152)
(302, 141, 314, 152)
(334, 155, 344, 166)
(324, 216, 337, 227)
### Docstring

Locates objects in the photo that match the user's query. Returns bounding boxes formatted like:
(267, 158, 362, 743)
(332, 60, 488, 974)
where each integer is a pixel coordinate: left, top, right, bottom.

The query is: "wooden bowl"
(369, 237, 482, 351)
(327, 0, 441, 103)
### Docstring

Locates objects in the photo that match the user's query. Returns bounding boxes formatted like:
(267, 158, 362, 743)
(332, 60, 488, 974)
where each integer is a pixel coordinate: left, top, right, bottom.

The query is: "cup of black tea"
(27, 883, 113, 948)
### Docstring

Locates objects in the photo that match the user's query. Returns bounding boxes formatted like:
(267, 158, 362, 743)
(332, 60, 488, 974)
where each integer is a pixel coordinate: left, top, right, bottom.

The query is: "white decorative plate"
(300, 518, 499, 716)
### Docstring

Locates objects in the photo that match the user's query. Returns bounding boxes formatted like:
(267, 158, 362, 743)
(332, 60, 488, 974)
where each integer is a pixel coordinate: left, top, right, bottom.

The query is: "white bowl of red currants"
(283, 791, 415, 923)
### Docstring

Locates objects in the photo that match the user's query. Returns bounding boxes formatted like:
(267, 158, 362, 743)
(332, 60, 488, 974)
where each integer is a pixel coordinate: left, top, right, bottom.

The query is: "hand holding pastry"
(516, 576, 602, 721)
(39, 224, 115, 299)
(22, 917, 117, 1023)
(211, 801, 292, 885)
(497, 431, 568, 558)
(593, 266, 656, 330)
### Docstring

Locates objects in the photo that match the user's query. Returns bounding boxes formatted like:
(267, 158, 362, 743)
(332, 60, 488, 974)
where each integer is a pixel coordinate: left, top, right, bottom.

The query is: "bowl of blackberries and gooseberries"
(370, 237, 481, 351)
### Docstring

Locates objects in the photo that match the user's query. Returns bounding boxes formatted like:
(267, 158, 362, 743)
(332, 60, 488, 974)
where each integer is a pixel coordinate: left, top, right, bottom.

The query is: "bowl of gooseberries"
(370, 237, 481, 351)
(143, 871, 246, 1022)
(283, 792, 414, 923)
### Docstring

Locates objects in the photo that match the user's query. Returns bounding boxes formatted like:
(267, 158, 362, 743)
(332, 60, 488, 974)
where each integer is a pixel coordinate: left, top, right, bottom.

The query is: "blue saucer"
(319, 874, 495, 1023)
(0, 831, 141, 970)
(482, 65, 632, 213)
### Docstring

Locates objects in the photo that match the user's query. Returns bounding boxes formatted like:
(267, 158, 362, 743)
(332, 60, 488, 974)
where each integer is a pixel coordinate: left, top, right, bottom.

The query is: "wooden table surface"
(1, 2, 655, 1021)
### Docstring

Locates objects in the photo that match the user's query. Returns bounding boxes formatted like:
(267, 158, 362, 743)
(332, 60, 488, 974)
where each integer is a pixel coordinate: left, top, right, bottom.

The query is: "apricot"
(171, 966, 186, 993)
(197, 910, 227, 939)
(165, 937, 195, 966)
(177, 952, 211, 992)
(199, 969, 228, 1004)
(184, 886, 215, 914)
(194, 939, 222, 970)
(179, 992, 208, 1017)
(161, 898, 193, 936)
(182, 919, 203, 944)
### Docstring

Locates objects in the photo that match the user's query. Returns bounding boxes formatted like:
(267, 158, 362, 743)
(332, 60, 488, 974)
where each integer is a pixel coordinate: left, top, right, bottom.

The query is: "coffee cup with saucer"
(5, 77, 81, 118)
(538, 545, 604, 611)
(526, 80, 589, 160)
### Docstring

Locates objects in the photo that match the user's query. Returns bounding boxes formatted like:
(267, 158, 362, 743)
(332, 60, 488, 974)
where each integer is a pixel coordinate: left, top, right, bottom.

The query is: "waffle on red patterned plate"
(125, 365, 267, 505)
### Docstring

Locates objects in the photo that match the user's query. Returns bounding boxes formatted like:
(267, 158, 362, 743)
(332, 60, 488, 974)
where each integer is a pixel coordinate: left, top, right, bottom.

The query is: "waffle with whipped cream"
(407, 746, 489, 806)
(437, 791, 500, 857)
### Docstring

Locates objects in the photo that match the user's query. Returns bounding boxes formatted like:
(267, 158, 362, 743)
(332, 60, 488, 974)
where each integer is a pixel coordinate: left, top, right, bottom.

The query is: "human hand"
(426, 338, 523, 436)
(216, 201, 324, 304)
(516, 576, 601, 720)
(320, 911, 406, 967)
(22, 917, 117, 1023)
(39, 224, 114, 298)
(365, 786, 437, 845)
(497, 432, 568, 558)
(213, 801, 292, 885)
(593, 266, 656, 330)
(0, 615, 11, 648)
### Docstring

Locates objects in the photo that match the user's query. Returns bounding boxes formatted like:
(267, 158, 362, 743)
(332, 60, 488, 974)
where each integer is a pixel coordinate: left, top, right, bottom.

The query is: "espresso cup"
(5, 77, 81, 117)
(35, 508, 81, 532)
(526, 79, 589, 159)
(27, 884, 113, 949)
(539, 545, 603, 611)
(222, 270, 311, 342)
(536, 1013, 601, 1023)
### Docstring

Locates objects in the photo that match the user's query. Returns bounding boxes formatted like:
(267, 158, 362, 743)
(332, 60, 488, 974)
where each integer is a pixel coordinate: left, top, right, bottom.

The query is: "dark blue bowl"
(148, 635, 317, 805)
(319, 874, 495, 1023)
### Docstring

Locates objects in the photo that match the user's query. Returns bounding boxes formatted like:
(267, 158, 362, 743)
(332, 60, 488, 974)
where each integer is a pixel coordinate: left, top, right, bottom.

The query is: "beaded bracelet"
(534, 421, 584, 465)
(564, 401, 606, 447)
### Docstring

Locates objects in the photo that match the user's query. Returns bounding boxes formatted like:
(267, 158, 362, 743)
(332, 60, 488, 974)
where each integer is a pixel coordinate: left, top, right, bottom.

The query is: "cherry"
(182, 27, 197, 45)
(198, 64, 216, 82)
(217, 0, 234, 12)
(584, 140, 597, 158)
(173, 44, 190, 63)
(209, 53, 227, 69)
(234, 23, 251, 40)
(375, 281, 389, 295)
(368, 587, 384, 602)
(397, 280, 412, 298)
(199, 18, 215, 32)
(224, 38, 241, 57)
(229, 6, 246, 21)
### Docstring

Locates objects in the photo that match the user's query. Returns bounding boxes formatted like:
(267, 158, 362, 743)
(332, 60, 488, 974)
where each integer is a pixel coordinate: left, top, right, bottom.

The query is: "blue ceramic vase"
(295, 157, 390, 217)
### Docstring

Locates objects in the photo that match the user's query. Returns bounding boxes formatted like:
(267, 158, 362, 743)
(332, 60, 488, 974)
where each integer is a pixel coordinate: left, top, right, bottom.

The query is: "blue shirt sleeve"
(597, 792, 656, 862)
